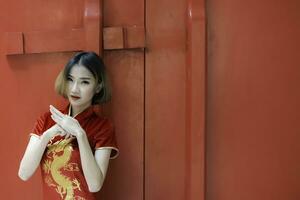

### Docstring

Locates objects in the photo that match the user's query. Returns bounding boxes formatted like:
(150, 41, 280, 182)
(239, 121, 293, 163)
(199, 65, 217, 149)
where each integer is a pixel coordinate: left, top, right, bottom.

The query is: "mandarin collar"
(62, 103, 95, 121)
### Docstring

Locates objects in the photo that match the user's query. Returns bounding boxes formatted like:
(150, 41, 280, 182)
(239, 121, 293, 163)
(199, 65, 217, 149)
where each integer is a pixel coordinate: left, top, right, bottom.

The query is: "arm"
(76, 130, 111, 192)
(18, 125, 65, 181)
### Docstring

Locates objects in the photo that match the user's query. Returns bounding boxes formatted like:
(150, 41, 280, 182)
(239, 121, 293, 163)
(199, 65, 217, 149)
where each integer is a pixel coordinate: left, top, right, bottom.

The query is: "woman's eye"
(67, 77, 73, 82)
(82, 81, 90, 85)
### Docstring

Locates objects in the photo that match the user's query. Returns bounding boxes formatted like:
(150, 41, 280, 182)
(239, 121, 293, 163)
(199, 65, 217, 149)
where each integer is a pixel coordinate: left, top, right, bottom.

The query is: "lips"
(70, 95, 80, 100)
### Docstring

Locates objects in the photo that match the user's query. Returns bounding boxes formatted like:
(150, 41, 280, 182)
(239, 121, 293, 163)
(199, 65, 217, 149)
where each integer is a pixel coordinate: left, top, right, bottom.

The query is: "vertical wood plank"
(145, 0, 206, 199)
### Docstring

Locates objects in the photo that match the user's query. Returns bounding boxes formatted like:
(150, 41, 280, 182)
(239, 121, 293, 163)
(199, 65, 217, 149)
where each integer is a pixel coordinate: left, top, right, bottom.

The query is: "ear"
(95, 82, 103, 93)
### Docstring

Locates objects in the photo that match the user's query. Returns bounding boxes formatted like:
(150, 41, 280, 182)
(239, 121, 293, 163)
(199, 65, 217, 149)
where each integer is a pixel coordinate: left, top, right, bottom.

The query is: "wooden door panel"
(99, 50, 144, 200)
(99, 1, 145, 199)
(146, 0, 196, 199)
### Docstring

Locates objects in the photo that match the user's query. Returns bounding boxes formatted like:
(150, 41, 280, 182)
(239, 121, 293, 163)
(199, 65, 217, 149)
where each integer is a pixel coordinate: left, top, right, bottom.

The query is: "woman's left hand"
(49, 105, 85, 138)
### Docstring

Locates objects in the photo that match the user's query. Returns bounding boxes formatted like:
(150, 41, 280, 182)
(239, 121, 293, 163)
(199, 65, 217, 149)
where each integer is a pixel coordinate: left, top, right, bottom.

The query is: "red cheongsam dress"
(30, 104, 119, 200)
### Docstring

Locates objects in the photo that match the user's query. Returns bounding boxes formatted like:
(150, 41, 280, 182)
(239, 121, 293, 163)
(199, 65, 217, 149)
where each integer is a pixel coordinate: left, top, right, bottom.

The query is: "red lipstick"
(70, 95, 80, 101)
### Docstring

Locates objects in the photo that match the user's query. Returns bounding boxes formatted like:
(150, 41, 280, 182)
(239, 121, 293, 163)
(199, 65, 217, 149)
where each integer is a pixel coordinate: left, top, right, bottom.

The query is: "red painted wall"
(207, 0, 300, 199)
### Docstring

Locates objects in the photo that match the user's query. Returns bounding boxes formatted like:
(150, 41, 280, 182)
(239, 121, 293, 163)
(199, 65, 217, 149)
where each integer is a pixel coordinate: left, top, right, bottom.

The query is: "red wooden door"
(207, 0, 300, 199)
(1, 0, 205, 199)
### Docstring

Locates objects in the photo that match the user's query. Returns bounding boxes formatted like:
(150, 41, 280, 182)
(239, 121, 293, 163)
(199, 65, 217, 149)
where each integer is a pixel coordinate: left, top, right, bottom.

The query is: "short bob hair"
(55, 51, 112, 104)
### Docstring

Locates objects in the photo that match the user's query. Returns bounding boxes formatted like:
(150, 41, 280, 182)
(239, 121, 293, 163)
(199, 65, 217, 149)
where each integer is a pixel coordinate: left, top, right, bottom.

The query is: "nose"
(70, 81, 80, 93)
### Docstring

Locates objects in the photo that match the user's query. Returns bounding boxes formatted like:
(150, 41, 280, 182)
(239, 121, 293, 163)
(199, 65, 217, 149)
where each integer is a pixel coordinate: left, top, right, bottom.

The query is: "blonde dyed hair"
(55, 52, 112, 104)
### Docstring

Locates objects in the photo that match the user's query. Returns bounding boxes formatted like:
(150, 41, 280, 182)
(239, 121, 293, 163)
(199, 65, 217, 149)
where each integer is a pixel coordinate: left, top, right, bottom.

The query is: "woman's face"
(66, 64, 100, 110)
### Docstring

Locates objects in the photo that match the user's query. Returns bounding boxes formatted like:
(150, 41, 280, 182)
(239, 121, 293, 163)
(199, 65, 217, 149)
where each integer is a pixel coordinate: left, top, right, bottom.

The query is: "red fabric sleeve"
(30, 112, 49, 137)
(94, 119, 119, 159)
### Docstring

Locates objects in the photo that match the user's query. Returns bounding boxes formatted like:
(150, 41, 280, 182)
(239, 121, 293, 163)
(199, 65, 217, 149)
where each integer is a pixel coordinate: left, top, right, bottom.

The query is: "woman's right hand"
(43, 124, 69, 141)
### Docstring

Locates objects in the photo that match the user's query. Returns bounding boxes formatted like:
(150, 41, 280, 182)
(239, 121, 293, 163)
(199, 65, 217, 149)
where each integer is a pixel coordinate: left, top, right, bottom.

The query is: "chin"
(70, 100, 91, 108)
(68, 99, 80, 106)
(70, 101, 82, 107)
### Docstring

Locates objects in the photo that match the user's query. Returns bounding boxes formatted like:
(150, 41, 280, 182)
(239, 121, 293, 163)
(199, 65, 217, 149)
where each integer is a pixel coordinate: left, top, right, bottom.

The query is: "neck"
(70, 103, 91, 117)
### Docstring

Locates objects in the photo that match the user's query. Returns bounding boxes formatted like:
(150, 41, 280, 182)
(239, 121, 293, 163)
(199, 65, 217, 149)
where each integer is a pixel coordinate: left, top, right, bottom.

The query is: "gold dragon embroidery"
(42, 137, 85, 200)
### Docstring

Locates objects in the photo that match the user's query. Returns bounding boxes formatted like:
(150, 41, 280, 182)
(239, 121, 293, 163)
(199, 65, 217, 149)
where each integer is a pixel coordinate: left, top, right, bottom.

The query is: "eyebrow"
(68, 75, 92, 80)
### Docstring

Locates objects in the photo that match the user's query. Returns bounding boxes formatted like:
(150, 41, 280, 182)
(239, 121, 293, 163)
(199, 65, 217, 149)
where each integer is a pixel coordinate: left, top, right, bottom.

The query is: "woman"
(18, 52, 119, 200)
